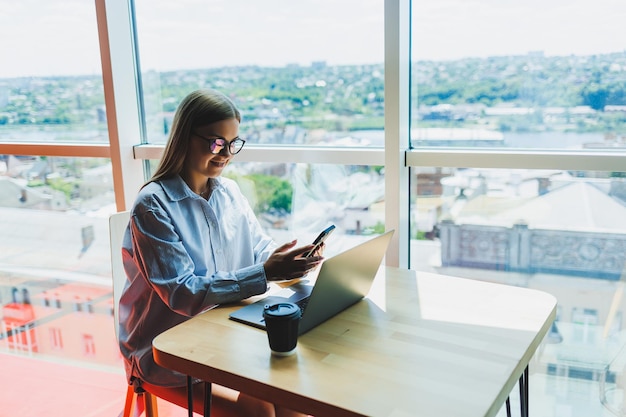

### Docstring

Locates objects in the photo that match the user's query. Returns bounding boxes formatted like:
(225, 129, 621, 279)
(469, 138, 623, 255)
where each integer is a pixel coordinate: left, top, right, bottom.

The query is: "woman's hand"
(263, 240, 324, 281)
(310, 242, 326, 257)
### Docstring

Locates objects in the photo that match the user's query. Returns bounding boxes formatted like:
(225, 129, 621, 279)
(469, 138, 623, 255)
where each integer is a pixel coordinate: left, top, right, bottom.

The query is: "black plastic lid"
(263, 302, 301, 319)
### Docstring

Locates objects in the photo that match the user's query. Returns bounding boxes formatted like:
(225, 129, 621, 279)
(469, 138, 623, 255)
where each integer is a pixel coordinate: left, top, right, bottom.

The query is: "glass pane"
(411, 0, 626, 151)
(0, 156, 117, 366)
(225, 161, 386, 256)
(0, 2, 119, 414)
(0, 1, 107, 144)
(134, 0, 384, 146)
(410, 166, 626, 416)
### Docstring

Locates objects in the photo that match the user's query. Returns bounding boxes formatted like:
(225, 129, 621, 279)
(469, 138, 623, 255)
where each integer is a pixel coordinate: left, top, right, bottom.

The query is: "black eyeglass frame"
(193, 133, 246, 155)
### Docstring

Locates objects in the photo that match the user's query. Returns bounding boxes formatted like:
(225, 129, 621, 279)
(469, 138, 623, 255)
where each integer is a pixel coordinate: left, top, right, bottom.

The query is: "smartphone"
(303, 224, 336, 257)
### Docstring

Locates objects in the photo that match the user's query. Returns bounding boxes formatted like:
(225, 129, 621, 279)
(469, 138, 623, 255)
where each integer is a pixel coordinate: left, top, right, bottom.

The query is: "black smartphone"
(303, 224, 336, 257)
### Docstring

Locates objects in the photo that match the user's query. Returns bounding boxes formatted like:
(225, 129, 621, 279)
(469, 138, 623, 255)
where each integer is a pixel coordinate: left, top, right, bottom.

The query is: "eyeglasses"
(193, 133, 246, 155)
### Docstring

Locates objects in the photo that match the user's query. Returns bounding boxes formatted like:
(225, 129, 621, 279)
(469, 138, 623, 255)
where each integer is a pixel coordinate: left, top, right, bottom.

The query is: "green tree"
(582, 83, 608, 110)
(246, 173, 293, 213)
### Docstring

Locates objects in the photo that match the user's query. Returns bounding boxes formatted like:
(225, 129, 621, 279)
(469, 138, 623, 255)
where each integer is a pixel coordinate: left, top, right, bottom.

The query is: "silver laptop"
(229, 230, 394, 335)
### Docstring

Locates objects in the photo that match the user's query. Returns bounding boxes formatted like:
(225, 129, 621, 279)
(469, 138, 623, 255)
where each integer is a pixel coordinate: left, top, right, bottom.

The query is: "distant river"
(502, 132, 606, 149)
(351, 130, 609, 150)
(0, 125, 107, 142)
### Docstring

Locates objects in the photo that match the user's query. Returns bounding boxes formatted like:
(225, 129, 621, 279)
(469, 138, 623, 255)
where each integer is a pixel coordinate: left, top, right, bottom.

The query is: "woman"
(118, 89, 321, 417)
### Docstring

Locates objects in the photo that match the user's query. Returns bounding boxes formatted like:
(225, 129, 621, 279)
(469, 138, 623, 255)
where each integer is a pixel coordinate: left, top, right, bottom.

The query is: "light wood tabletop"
(153, 267, 556, 417)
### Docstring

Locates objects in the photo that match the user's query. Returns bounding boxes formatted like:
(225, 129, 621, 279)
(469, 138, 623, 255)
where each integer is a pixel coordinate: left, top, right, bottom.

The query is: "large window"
(0, 1, 107, 144)
(0, 0, 120, 403)
(410, 1, 626, 416)
(133, 0, 387, 250)
(411, 0, 626, 151)
(133, 0, 385, 147)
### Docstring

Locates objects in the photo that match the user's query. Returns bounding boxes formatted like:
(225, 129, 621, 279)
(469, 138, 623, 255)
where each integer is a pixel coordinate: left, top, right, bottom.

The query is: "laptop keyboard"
(295, 296, 310, 313)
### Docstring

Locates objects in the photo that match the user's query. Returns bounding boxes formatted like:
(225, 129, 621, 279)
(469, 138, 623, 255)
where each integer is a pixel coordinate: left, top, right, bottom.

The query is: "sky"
(0, 0, 625, 78)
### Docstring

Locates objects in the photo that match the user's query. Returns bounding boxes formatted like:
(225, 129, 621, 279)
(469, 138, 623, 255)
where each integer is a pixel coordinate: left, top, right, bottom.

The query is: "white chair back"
(109, 210, 130, 342)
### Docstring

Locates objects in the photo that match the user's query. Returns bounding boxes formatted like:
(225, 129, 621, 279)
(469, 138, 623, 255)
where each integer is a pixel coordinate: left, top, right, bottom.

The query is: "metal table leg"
(506, 396, 512, 417)
(186, 376, 212, 417)
(204, 382, 212, 417)
(187, 376, 194, 417)
(506, 365, 529, 417)
(519, 365, 529, 417)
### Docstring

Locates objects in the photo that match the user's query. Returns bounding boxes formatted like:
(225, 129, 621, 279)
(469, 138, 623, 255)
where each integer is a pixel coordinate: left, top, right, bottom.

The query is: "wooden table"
(153, 267, 556, 417)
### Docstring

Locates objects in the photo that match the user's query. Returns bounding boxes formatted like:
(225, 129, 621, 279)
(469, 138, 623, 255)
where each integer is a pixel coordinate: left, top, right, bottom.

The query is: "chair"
(109, 211, 159, 417)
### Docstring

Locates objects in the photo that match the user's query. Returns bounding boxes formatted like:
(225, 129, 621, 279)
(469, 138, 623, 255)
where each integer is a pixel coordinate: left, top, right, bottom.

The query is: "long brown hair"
(148, 89, 241, 185)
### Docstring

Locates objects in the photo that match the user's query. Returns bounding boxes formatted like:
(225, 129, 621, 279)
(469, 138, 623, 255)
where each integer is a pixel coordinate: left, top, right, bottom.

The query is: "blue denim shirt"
(119, 175, 276, 387)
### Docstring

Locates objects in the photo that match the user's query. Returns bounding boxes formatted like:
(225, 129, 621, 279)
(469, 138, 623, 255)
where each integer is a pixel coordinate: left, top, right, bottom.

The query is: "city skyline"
(1, 0, 625, 78)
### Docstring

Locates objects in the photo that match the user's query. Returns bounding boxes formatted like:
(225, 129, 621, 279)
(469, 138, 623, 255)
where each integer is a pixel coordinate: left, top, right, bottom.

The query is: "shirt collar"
(160, 175, 224, 202)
